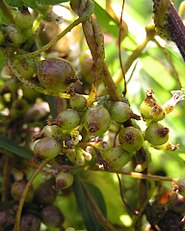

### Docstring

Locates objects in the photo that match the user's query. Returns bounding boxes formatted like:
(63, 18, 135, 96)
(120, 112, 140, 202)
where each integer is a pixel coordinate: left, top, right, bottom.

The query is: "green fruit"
(15, 9, 34, 30)
(54, 109, 80, 130)
(20, 213, 40, 231)
(119, 126, 144, 152)
(41, 125, 63, 138)
(140, 90, 165, 122)
(110, 101, 132, 123)
(38, 58, 78, 93)
(69, 94, 87, 111)
(84, 105, 111, 136)
(102, 146, 133, 169)
(145, 122, 169, 146)
(55, 172, 74, 190)
(14, 59, 35, 79)
(33, 136, 61, 160)
(40, 205, 64, 228)
(34, 178, 57, 205)
(5, 25, 24, 47)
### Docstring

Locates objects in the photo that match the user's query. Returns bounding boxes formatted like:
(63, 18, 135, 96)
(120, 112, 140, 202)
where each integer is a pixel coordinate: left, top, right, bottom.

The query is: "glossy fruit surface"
(33, 136, 61, 160)
(55, 171, 74, 190)
(83, 105, 111, 136)
(102, 146, 133, 169)
(110, 101, 132, 123)
(55, 109, 80, 130)
(145, 122, 169, 146)
(69, 94, 87, 111)
(119, 126, 144, 152)
(38, 58, 78, 93)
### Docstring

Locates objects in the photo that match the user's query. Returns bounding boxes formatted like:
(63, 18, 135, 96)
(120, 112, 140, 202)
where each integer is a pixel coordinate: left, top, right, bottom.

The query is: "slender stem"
(19, 0, 94, 59)
(118, 0, 126, 96)
(14, 159, 49, 231)
(97, 168, 178, 182)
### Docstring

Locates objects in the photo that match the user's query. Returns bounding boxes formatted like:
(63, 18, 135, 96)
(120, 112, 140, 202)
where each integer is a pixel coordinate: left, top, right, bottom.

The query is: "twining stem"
(19, 0, 94, 59)
(14, 159, 49, 231)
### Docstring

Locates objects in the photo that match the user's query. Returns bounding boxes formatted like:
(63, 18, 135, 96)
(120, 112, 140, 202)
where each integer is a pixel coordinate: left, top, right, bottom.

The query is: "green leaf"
(0, 135, 33, 160)
(4, 0, 69, 8)
(0, 49, 6, 69)
(73, 176, 106, 231)
(93, 1, 119, 38)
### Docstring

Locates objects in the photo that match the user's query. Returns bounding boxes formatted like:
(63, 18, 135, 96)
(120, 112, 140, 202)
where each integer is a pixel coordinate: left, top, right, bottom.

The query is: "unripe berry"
(69, 94, 87, 111)
(41, 125, 63, 138)
(40, 205, 64, 228)
(119, 126, 144, 152)
(33, 136, 61, 160)
(83, 105, 111, 136)
(102, 146, 133, 169)
(49, 109, 80, 130)
(110, 101, 133, 123)
(34, 178, 57, 205)
(145, 122, 169, 146)
(15, 8, 34, 30)
(5, 25, 24, 47)
(20, 213, 40, 231)
(14, 59, 35, 79)
(38, 58, 78, 93)
(55, 172, 74, 190)
(140, 90, 165, 122)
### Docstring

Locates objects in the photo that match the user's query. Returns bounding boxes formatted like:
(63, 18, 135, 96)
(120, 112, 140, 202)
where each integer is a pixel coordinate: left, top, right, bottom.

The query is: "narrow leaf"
(0, 135, 33, 160)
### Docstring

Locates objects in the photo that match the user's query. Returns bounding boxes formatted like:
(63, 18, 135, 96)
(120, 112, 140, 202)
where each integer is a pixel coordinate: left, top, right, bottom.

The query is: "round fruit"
(55, 172, 74, 190)
(83, 105, 111, 136)
(14, 59, 35, 79)
(11, 180, 33, 201)
(54, 109, 80, 130)
(110, 101, 132, 123)
(41, 125, 63, 138)
(69, 94, 87, 111)
(102, 146, 133, 169)
(145, 122, 169, 146)
(5, 25, 24, 47)
(37, 58, 78, 93)
(15, 8, 34, 30)
(34, 178, 57, 205)
(20, 213, 40, 231)
(40, 205, 64, 227)
(33, 136, 61, 160)
(0, 209, 15, 230)
(119, 126, 144, 152)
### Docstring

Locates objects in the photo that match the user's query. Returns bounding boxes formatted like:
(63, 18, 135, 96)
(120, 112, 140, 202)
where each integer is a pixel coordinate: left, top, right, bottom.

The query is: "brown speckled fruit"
(38, 58, 78, 93)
